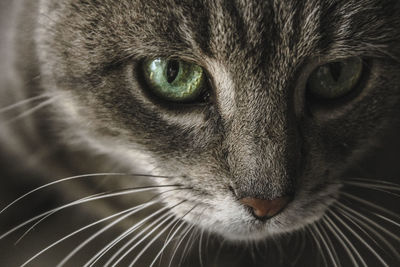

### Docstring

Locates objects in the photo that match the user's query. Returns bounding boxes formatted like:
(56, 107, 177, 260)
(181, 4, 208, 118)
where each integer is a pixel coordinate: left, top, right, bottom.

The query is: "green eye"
(307, 57, 363, 99)
(142, 58, 205, 102)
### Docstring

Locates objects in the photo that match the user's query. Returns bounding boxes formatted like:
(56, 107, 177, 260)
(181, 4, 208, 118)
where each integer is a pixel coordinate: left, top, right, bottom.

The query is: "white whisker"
(316, 221, 339, 267)
(291, 229, 307, 266)
(343, 181, 400, 196)
(0, 185, 179, 241)
(329, 209, 389, 267)
(178, 225, 198, 267)
(110, 201, 186, 267)
(168, 225, 195, 267)
(0, 94, 51, 114)
(341, 192, 400, 221)
(324, 214, 361, 267)
(128, 214, 177, 267)
(198, 228, 205, 267)
(319, 221, 341, 267)
(107, 211, 172, 266)
(86, 206, 170, 267)
(56, 200, 161, 267)
(21, 200, 158, 267)
(336, 206, 382, 248)
(345, 179, 400, 190)
(1, 193, 100, 241)
(372, 212, 400, 228)
(216, 239, 229, 266)
(337, 202, 400, 243)
(103, 211, 171, 266)
(16, 195, 97, 244)
(178, 206, 207, 266)
(204, 230, 211, 264)
(153, 205, 197, 267)
(149, 219, 187, 267)
(3, 97, 57, 125)
(308, 225, 328, 267)
(335, 203, 399, 259)
(0, 173, 170, 215)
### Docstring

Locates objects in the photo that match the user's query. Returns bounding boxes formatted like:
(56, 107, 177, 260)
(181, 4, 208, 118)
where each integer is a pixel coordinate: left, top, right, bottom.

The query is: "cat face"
(37, 0, 400, 240)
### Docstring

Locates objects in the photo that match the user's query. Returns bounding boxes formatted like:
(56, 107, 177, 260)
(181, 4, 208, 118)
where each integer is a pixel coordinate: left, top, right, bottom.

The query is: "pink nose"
(239, 196, 291, 219)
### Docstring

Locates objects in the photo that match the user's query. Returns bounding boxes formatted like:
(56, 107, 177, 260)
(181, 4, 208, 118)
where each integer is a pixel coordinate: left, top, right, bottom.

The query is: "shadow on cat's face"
(36, 0, 400, 241)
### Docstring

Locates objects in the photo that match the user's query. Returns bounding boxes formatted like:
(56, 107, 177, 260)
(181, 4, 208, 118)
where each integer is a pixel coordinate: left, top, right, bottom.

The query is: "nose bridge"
(225, 82, 298, 200)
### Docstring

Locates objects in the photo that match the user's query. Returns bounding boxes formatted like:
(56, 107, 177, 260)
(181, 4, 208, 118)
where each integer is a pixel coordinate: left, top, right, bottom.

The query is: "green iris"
(307, 57, 363, 99)
(143, 58, 205, 102)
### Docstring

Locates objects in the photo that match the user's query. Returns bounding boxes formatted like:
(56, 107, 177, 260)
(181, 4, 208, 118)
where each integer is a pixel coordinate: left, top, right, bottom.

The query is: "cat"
(0, 0, 399, 266)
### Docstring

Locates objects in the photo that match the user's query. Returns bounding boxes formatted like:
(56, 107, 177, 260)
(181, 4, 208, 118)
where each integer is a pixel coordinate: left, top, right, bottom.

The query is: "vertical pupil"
(166, 60, 180, 83)
(329, 62, 343, 82)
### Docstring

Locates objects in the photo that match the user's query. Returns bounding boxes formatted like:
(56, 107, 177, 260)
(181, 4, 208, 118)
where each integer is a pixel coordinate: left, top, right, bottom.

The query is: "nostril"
(239, 196, 292, 220)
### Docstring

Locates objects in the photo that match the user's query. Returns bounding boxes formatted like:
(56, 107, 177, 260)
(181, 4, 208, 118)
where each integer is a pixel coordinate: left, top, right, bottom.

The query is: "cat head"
(36, 0, 400, 240)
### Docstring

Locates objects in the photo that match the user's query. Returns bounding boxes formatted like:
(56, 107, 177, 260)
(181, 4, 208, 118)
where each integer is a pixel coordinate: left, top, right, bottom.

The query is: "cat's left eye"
(307, 57, 363, 100)
(142, 58, 206, 103)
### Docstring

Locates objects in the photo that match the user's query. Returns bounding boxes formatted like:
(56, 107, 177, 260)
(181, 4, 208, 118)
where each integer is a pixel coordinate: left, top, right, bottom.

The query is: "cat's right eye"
(142, 58, 206, 103)
(307, 57, 363, 100)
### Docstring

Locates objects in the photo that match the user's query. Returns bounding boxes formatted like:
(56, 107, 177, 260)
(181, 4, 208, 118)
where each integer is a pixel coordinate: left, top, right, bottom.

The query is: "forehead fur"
(47, 0, 400, 66)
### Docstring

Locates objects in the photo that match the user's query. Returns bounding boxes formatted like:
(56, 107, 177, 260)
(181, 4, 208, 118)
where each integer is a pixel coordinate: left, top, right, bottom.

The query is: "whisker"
(86, 187, 190, 266)
(336, 202, 400, 242)
(291, 228, 307, 266)
(15, 194, 97, 245)
(249, 240, 257, 264)
(346, 178, 400, 189)
(0, 94, 51, 114)
(86, 192, 188, 267)
(179, 207, 207, 266)
(335, 203, 399, 259)
(85, 207, 168, 267)
(55, 198, 166, 267)
(100, 191, 192, 266)
(109, 201, 186, 267)
(328, 209, 389, 267)
(204, 230, 211, 264)
(341, 192, 400, 221)
(336, 206, 383, 248)
(198, 228, 205, 267)
(372, 212, 400, 228)
(343, 181, 400, 196)
(21, 200, 159, 267)
(178, 225, 198, 267)
(126, 214, 178, 266)
(319, 221, 341, 267)
(103, 209, 172, 267)
(168, 225, 195, 267)
(3, 97, 57, 125)
(151, 205, 198, 267)
(0, 173, 172, 215)
(315, 221, 339, 267)
(324, 214, 361, 267)
(1, 185, 180, 241)
(308, 224, 328, 267)
(215, 239, 228, 266)
(163, 217, 184, 249)
(128, 214, 177, 267)
(149, 220, 187, 267)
